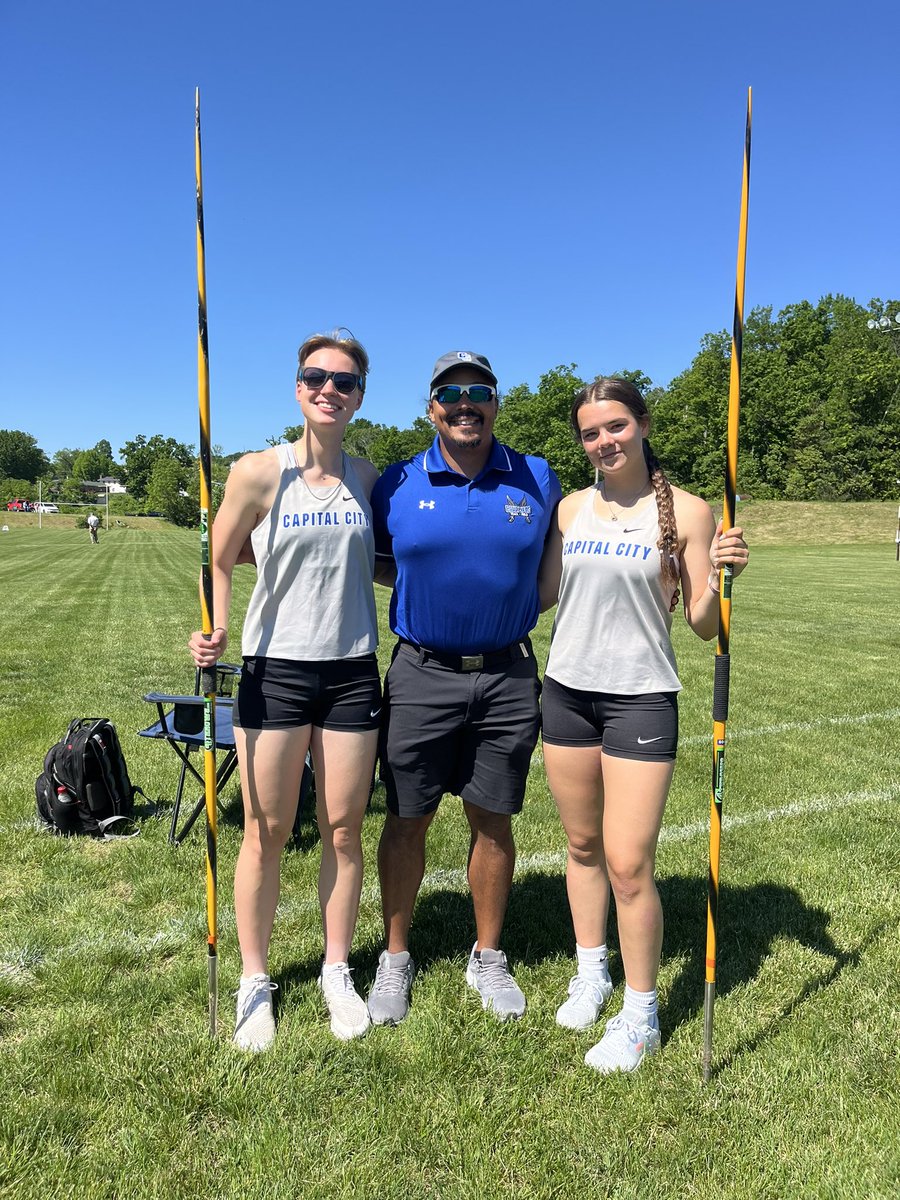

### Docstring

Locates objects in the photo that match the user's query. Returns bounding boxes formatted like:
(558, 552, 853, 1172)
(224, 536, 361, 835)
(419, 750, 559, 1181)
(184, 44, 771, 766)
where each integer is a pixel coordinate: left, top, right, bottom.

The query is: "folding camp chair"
(138, 663, 242, 846)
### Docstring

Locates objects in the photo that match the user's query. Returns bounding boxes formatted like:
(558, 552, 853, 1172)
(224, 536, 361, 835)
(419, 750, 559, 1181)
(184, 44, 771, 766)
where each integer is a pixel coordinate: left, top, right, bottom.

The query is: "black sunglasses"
(432, 383, 497, 405)
(297, 367, 363, 395)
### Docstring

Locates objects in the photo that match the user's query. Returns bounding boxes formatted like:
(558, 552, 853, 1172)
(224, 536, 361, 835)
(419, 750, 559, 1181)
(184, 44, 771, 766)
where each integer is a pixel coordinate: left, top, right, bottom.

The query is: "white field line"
(530, 707, 900, 763)
(678, 706, 900, 748)
(0, 784, 894, 980)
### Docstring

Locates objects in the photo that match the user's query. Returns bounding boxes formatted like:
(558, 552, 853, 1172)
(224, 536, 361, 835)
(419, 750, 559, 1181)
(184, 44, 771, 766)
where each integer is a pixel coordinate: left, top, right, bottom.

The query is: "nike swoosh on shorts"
(637, 736, 664, 744)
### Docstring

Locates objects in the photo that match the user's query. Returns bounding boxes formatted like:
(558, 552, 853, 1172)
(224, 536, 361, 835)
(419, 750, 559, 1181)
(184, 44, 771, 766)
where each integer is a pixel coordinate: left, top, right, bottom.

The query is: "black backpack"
(36, 718, 143, 838)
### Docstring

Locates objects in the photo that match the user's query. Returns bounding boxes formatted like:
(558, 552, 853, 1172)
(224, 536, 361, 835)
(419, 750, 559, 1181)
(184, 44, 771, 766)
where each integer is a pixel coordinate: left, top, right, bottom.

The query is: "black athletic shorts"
(233, 654, 382, 732)
(379, 640, 541, 817)
(541, 674, 678, 762)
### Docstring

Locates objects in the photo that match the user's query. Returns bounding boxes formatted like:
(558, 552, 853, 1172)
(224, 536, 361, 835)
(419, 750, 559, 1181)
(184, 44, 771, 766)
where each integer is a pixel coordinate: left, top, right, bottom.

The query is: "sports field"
(0, 503, 897, 1199)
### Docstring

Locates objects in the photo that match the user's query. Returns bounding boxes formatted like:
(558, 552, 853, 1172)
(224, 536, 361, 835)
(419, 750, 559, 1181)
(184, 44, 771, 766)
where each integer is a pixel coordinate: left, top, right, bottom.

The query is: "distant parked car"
(6, 499, 33, 512)
(35, 502, 59, 513)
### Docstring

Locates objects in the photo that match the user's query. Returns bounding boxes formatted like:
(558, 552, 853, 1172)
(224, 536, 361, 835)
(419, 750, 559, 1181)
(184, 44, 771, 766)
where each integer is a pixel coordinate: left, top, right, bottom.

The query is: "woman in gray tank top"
(540, 377, 749, 1074)
(189, 331, 381, 1052)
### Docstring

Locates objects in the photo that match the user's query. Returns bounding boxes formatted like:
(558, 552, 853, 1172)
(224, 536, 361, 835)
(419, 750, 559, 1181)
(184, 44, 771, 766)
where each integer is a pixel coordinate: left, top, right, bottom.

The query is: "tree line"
(3, 294, 898, 523)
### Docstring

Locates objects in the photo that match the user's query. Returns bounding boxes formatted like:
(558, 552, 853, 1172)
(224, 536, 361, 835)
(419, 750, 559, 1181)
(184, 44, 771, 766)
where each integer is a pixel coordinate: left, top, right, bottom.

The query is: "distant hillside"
(717, 501, 898, 545)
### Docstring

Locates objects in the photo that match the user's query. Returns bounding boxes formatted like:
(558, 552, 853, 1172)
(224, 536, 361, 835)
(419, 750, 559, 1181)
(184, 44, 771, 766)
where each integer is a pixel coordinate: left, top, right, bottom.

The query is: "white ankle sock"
(576, 943, 611, 983)
(621, 984, 658, 1029)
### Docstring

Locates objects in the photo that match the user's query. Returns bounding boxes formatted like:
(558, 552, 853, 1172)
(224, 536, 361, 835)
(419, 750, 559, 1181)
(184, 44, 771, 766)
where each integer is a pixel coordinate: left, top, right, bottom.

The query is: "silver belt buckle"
(460, 654, 483, 672)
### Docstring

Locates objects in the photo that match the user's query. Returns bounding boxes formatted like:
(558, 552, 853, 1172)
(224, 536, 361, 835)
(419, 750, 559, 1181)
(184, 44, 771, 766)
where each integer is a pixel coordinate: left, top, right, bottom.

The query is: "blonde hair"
(571, 377, 679, 590)
(297, 328, 370, 393)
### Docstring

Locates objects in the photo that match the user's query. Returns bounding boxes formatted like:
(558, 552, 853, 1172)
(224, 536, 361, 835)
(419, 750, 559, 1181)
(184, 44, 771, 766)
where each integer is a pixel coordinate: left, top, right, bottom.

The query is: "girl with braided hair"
(540, 376, 749, 1073)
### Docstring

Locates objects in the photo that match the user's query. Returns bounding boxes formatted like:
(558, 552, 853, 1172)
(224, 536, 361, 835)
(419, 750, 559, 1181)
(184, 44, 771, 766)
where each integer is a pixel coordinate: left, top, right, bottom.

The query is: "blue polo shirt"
(372, 436, 562, 654)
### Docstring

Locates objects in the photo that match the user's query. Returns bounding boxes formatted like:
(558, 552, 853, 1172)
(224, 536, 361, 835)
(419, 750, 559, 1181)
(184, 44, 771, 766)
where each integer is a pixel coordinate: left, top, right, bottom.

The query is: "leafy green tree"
(650, 332, 730, 497)
(648, 293, 900, 500)
(50, 448, 79, 480)
(613, 368, 654, 395)
(0, 477, 35, 505)
(147, 457, 195, 526)
(120, 435, 194, 501)
(71, 443, 118, 484)
(342, 417, 382, 461)
(494, 365, 586, 459)
(543, 427, 592, 494)
(368, 422, 432, 471)
(0, 430, 47, 482)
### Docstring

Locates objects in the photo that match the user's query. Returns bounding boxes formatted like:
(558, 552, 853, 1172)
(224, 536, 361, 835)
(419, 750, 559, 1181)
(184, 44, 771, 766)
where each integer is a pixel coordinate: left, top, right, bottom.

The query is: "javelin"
(195, 87, 218, 1037)
(702, 87, 752, 1083)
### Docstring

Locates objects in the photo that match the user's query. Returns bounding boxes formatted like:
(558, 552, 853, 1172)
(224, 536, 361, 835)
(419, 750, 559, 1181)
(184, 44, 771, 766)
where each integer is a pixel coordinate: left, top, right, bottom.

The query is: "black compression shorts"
(541, 675, 678, 762)
(233, 654, 381, 732)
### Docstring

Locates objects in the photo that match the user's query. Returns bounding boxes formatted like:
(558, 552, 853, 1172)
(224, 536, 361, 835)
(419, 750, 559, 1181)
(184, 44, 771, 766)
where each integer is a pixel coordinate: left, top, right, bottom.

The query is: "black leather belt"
(398, 638, 532, 673)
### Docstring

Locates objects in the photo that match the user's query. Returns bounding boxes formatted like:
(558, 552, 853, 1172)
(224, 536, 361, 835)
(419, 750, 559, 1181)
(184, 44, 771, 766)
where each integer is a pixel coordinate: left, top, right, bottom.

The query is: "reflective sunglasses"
(432, 383, 497, 405)
(297, 367, 363, 395)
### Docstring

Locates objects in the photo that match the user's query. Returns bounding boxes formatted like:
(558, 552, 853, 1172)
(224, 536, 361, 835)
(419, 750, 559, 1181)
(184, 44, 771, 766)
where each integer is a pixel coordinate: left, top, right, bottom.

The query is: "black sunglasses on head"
(431, 383, 497, 405)
(297, 367, 363, 395)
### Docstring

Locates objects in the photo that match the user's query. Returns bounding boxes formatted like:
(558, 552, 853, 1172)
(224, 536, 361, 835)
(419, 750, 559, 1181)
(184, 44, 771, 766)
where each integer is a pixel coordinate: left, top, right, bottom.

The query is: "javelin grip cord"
(713, 654, 730, 723)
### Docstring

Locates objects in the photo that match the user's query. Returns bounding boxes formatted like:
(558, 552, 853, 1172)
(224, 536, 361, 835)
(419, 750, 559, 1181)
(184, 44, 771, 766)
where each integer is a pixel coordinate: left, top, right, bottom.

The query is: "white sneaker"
(584, 1015, 661, 1074)
(234, 973, 277, 1052)
(319, 962, 371, 1041)
(555, 973, 614, 1030)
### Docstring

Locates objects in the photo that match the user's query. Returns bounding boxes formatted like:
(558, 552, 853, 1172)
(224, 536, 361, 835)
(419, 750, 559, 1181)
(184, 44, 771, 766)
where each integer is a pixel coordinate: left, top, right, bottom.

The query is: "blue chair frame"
(138, 664, 242, 846)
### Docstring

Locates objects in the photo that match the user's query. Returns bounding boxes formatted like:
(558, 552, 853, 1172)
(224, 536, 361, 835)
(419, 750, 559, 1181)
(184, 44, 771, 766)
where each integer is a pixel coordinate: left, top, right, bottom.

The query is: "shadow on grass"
(398, 871, 859, 1058)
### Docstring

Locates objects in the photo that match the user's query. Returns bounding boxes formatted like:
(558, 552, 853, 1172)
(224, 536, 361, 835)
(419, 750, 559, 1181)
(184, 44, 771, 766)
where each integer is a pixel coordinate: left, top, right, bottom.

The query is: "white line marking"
(680, 707, 900, 747)
(2, 784, 892, 977)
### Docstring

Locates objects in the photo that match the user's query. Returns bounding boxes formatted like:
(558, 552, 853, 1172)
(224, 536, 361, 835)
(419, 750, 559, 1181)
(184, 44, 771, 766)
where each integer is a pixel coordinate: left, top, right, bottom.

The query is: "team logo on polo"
(504, 495, 532, 523)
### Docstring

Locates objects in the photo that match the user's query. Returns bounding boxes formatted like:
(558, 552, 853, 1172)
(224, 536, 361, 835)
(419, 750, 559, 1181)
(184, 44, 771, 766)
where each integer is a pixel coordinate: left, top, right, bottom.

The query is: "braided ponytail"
(643, 440, 680, 591)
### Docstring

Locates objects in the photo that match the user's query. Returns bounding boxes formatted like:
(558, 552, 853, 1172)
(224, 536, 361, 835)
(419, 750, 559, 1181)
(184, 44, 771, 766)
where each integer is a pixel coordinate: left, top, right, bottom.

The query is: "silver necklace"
(598, 480, 649, 522)
(297, 450, 346, 503)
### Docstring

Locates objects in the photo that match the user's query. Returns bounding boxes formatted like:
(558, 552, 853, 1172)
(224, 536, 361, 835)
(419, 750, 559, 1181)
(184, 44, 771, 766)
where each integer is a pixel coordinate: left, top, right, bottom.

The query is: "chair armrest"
(143, 693, 234, 707)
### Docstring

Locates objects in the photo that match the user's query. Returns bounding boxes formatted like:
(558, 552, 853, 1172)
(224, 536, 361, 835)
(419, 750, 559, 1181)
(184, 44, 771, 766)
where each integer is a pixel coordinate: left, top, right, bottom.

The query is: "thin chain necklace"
(295, 448, 346, 503)
(597, 478, 650, 522)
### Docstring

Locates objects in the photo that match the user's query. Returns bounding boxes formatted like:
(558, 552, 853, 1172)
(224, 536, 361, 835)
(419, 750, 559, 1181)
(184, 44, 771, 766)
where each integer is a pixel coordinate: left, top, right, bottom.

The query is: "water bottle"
(54, 786, 80, 835)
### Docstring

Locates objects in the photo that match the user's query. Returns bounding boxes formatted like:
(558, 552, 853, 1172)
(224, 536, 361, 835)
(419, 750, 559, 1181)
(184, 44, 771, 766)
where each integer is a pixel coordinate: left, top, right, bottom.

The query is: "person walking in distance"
(87, 512, 100, 544)
(189, 331, 381, 1051)
(367, 350, 562, 1025)
(540, 377, 749, 1073)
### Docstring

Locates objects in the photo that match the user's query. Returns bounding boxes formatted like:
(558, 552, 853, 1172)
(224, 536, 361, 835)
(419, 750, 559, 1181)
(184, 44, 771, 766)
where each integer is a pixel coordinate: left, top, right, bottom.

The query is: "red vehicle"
(7, 499, 34, 512)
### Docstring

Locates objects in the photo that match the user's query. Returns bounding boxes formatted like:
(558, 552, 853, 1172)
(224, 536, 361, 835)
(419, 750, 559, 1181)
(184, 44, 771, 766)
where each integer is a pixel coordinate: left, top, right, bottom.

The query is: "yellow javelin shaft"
(196, 87, 218, 1038)
(702, 86, 751, 1083)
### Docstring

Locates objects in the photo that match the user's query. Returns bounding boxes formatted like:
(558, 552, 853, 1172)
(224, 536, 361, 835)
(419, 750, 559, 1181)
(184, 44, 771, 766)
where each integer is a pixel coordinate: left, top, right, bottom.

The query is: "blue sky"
(1, 1, 897, 461)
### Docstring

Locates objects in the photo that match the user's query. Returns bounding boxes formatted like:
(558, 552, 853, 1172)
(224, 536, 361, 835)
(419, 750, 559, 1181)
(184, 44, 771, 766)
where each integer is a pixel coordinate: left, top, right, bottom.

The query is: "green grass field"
(0, 506, 897, 1199)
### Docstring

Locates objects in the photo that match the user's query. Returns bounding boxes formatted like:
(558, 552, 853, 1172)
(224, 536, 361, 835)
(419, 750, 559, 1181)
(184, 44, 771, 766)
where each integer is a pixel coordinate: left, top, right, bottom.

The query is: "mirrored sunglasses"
(297, 367, 362, 395)
(432, 383, 497, 405)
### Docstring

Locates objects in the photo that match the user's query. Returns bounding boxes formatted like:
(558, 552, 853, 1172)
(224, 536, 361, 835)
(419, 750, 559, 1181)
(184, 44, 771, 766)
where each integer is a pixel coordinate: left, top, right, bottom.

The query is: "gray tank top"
(241, 443, 377, 660)
(545, 489, 681, 694)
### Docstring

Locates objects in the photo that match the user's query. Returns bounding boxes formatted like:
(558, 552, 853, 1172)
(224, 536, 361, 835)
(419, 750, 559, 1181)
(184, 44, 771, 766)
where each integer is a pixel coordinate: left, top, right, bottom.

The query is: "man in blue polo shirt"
(368, 350, 561, 1024)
